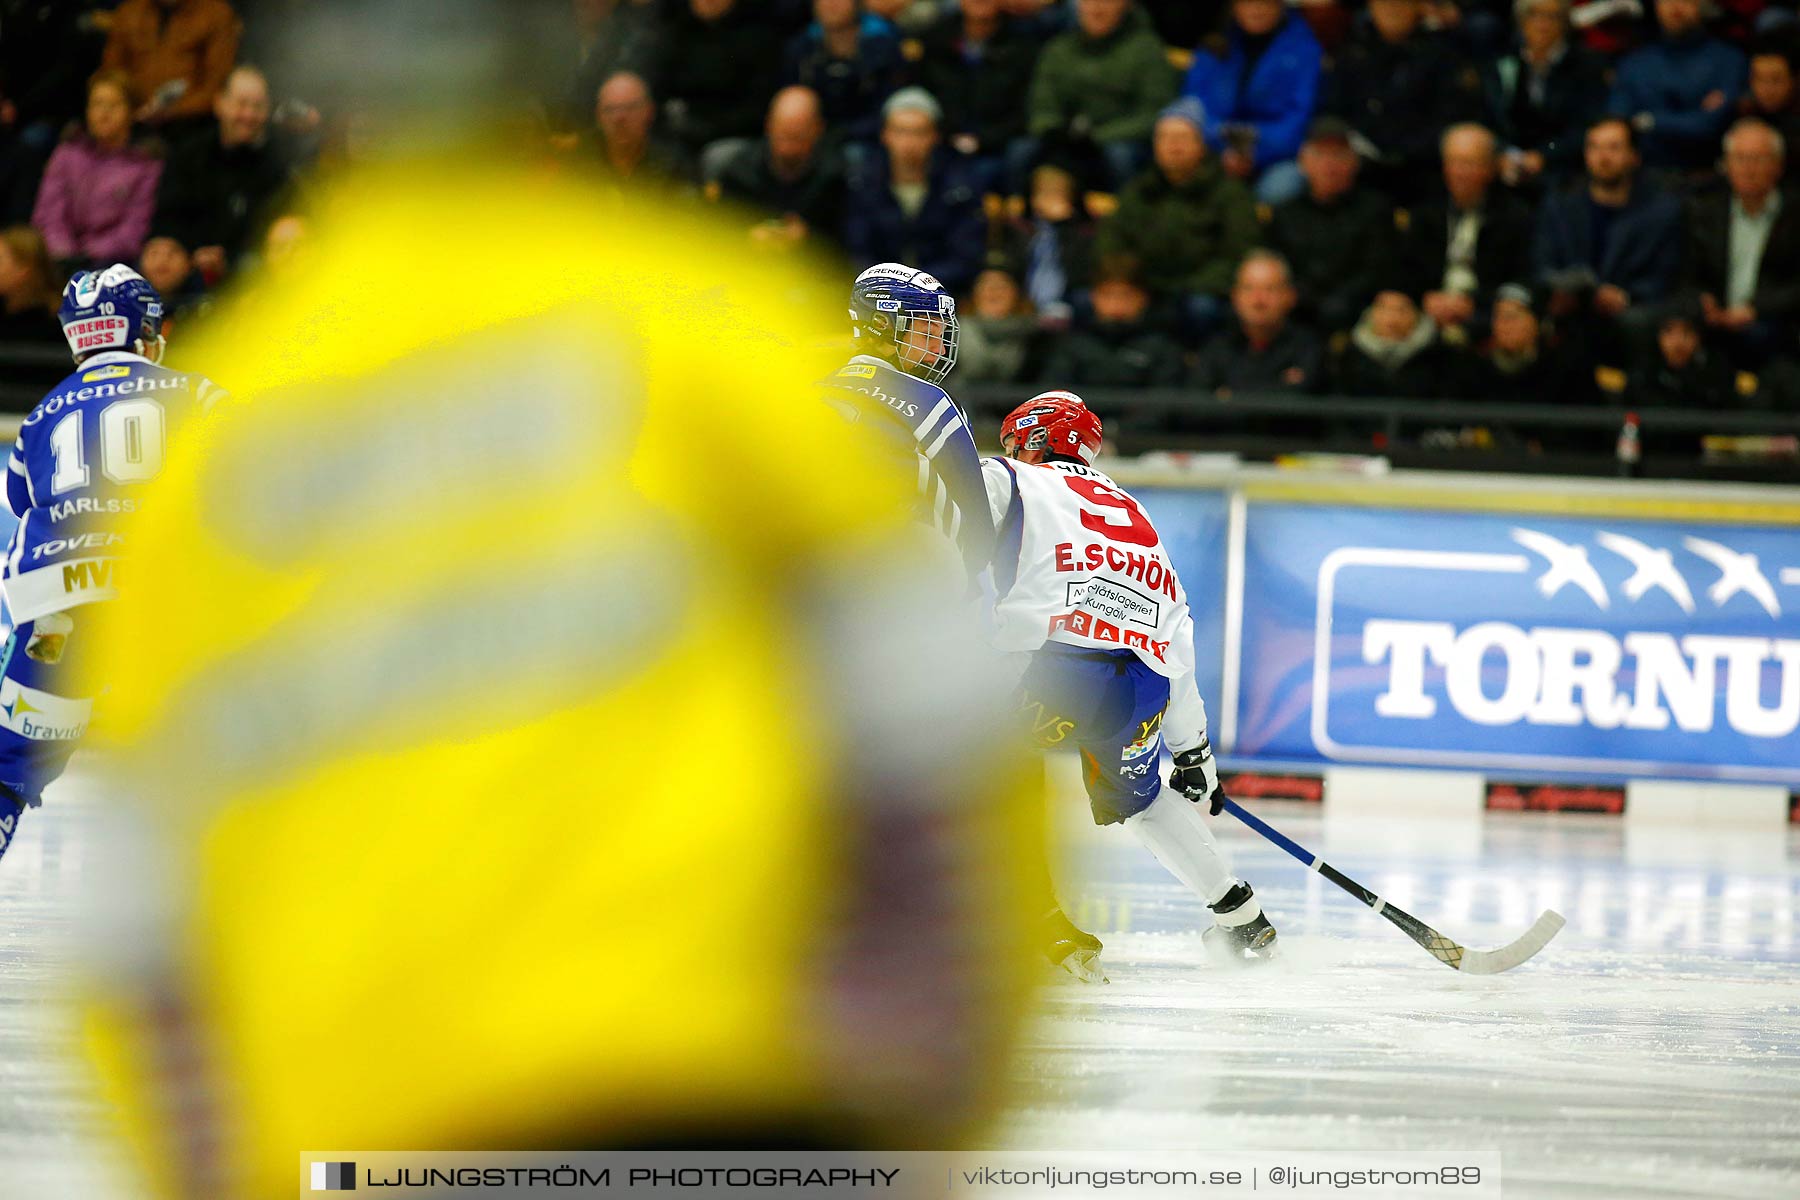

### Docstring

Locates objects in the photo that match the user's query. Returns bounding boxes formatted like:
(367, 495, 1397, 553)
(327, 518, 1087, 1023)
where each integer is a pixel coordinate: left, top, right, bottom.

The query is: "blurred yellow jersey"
(80, 160, 1041, 1199)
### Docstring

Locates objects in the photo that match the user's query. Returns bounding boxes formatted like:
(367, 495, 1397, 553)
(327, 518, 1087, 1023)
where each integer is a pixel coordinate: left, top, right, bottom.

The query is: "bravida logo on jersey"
(1234, 506, 1800, 782)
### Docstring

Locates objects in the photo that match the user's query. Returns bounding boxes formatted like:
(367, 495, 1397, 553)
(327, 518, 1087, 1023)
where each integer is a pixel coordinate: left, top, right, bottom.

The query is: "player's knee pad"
(1084, 754, 1161, 826)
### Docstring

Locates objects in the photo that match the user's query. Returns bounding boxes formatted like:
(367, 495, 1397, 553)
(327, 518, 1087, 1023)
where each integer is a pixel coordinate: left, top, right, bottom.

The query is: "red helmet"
(999, 391, 1103, 465)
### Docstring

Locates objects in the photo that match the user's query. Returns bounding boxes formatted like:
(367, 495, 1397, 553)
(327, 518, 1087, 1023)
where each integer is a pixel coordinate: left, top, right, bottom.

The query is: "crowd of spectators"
(0, 0, 311, 351)
(5, 0, 1800, 427)
(534, 0, 1800, 417)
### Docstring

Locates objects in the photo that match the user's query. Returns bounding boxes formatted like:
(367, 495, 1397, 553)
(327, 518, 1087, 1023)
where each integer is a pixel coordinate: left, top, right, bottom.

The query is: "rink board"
(1132, 475, 1800, 787)
(3, 477, 1794, 785)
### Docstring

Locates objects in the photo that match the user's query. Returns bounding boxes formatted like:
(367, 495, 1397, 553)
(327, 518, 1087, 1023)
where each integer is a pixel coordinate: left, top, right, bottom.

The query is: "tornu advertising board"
(1232, 504, 1800, 783)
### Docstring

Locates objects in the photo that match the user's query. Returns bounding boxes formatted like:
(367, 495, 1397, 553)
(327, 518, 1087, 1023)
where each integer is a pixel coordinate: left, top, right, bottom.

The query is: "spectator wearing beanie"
(32, 70, 163, 270)
(1180, 0, 1322, 206)
(101, 0, 241, 130)
(1263, 117, 1395, 335)
(1020, 0, 1177, 190)
(1608, 0, 1746, 173)
(1454, 281, 1596, 403)
(1097, 97, 1257, 341)
(844, 87, 985, 293)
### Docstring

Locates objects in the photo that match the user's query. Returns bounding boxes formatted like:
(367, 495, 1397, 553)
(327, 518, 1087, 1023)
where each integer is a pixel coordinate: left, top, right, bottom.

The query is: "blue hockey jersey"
(820, 354, 994, 578)
(4, 350, 222, 622)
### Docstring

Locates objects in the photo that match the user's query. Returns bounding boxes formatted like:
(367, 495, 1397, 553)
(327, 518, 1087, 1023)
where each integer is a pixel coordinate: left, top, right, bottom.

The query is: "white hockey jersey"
(983, 457, 1209, 752)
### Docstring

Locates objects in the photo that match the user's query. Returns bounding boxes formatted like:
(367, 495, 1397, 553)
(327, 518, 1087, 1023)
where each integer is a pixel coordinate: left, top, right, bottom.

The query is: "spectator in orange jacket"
(101, 0, 242, 129)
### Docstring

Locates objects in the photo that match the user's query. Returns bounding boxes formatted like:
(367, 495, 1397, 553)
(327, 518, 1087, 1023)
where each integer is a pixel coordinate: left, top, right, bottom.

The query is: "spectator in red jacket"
(31, 70, 163, 270)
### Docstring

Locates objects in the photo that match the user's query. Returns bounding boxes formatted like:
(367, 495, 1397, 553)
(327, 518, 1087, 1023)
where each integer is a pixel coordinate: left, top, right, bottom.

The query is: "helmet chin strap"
(136, 334, 167, 364)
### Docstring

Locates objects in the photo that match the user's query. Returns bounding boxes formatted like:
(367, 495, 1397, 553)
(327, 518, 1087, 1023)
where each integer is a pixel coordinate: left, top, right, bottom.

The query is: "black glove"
(1169, 735, 1223, 815)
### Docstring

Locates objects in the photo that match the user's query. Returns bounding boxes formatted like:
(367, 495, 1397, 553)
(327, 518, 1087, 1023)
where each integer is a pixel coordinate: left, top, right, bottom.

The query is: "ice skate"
(1044, 907, 1109, 983)
(1203, 882, 1278, 965)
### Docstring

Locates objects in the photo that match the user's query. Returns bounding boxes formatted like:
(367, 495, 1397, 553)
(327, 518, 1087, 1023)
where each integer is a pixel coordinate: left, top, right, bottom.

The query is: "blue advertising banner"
(1133, 487, 1229, 722)
(1234, 503, 1800, 783)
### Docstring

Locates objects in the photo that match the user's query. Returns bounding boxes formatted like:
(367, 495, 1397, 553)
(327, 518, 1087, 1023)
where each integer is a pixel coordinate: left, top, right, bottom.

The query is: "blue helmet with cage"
(848, 262, 959, 385)
(58, 264, 165, 363)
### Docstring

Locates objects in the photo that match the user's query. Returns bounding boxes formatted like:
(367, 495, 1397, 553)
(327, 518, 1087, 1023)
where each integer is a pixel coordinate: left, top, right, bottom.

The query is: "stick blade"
(1456, 910, 1566, 975)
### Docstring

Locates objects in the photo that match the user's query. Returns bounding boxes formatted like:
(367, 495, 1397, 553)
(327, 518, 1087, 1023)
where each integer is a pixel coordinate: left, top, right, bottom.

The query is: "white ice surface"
(3, 786, 1798, 1200)
(995, 797, 1800, 1199)
(0, 783, 136, 1200)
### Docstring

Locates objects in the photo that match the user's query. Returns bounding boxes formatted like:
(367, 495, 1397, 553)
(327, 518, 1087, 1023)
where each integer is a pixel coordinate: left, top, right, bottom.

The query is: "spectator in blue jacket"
(1608, 0, 1747, 172)
(1535, 115, 1684, 361)
(1181, 0, 1322, 205)
(844, 87, 987, 293)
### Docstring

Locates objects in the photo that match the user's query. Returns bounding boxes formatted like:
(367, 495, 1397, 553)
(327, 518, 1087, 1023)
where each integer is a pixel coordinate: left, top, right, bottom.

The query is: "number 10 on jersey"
(48, 400, 167, 494)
